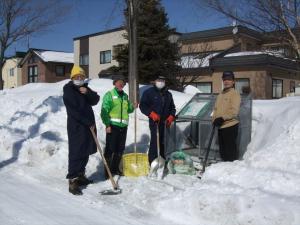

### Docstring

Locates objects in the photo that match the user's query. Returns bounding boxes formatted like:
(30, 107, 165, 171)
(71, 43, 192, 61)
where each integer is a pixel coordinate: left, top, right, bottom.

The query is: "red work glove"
(166, 115, 175, 128)
(149, 111, 160, 122)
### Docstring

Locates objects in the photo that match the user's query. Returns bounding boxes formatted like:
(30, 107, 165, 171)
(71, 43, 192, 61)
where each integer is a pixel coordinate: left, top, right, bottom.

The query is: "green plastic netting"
(167, 151, 195, 175)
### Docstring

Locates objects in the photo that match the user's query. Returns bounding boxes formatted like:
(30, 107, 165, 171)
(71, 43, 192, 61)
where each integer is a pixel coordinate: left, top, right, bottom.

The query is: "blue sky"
(8, 0, 230, 56)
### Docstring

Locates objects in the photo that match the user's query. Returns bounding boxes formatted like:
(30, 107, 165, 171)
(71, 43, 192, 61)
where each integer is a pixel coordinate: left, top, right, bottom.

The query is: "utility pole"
(127, 0, 138, 104)
(128, 0, 138, 153)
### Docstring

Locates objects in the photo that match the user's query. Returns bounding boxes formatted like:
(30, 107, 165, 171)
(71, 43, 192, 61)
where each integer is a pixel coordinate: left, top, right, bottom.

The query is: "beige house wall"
(239, 36, 261, 51)
(193, 70, 268, 98)
(2, 58, 23, 89)
(74, 29, 181, 78)
(88, 29, 128, 79)
(181, 34, 262, 54)
(189, 69, 300, 99)
(180, 32, 300, 99)
(181, 38, 235, 54)
(267, 68, 300, 98)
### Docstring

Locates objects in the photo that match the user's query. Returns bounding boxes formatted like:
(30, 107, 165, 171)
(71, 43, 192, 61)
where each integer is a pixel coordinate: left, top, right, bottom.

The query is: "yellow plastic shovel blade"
(122, 153, 149, 177)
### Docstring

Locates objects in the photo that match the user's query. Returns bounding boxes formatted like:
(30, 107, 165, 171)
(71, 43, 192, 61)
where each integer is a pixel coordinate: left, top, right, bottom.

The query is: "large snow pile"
(0, 79, 300, 225)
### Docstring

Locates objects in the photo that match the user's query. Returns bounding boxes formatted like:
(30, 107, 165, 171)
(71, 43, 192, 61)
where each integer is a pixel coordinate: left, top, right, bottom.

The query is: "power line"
(104, 0, 123, 29)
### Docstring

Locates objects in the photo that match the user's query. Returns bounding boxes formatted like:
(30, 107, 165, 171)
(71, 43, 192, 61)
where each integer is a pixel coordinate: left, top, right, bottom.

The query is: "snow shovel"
(149, 123, 165, 177)
(90, 127, 121, 195)
(197, 125, 215, 179)
(122, 109, 149, 177)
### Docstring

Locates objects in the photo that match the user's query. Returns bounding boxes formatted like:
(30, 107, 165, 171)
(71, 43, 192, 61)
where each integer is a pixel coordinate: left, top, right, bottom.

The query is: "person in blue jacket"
(139, 76, 176, 164)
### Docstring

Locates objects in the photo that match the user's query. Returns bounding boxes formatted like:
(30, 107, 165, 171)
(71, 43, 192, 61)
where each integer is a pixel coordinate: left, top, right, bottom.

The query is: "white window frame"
(272, 79, 283, 98)
(100, 50, 112, 64)
(235, 78, 250, 94)
(9, 68, 14, 76)
(28, 65, 38, 83)
(193, 82, 212, 93)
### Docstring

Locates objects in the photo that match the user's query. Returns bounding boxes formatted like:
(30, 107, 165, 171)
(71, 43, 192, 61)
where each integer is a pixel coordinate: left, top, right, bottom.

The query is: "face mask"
(73, 79, 84, 86)
(155, 81, 165, 89)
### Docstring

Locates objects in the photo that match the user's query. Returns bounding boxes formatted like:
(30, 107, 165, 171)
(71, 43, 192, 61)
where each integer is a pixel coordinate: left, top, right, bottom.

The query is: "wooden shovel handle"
(90, 127, 118, 190)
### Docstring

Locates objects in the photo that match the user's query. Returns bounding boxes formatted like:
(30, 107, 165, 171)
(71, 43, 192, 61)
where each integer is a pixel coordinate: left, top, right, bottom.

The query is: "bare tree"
(177, 42, 214, 89)
(194, 0, 300, 58)
(0, 0, 70, 90)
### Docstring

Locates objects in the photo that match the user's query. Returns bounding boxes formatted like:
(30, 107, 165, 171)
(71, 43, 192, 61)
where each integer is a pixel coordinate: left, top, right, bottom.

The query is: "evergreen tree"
(113, 0, 180, 89)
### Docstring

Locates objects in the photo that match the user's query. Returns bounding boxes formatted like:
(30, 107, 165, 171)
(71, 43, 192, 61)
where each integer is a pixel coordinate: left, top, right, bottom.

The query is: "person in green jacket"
(101, 75, 134, 177)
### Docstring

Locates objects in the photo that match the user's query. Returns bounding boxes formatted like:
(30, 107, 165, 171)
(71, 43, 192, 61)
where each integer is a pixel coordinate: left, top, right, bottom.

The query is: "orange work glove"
(149, 111, 160, 122)
(166, 115, 175, 128)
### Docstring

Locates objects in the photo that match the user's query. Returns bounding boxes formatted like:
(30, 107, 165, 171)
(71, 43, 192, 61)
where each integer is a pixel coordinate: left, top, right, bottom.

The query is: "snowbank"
(184, 85, 201, 95)
(0, 79, 300, 225)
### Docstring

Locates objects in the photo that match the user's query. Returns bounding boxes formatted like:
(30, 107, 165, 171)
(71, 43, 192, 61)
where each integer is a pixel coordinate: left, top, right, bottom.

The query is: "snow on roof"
(180, 52, 219, 68)
(33, 50, 74, 63)
(225, 50, 284, 58)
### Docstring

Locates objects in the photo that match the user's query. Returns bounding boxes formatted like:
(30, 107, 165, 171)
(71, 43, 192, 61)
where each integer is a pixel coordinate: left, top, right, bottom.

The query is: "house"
(73, 25, 300, 99)
(179, 25, 300, 99)
(2, 51, 26, 89)
(18, 48, 74, 84)
(73, 27, 127, 79)
(73, 27, 181, 79)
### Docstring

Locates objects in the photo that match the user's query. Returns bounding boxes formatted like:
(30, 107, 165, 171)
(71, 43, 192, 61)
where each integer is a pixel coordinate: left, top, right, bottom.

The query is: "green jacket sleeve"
(101, 92, 113, 127)
(128, 101, 134, 114)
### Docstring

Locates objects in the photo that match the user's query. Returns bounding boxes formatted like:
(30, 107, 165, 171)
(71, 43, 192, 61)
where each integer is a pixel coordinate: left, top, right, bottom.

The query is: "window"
(100, 50, 111, 64)
(80, 54, 89, 65)
(194, 82, 212, 93)
(55, 65, 65, 76)
(112, 44, 124, 60)
(235, 78, 250, 94)
(272, 79, 283, 98)
(290, 81, 295, 93)
(9, 68, 14, 76)
(28, 66, 38, 83)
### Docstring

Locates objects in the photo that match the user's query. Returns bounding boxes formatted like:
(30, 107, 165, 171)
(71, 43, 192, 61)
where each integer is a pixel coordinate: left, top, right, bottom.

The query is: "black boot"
(69, 178, 82, 195)
(77, 173, 93, 186)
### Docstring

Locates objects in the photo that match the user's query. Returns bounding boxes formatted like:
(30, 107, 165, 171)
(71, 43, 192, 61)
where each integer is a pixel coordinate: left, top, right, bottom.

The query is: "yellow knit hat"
(71, 65, 86, 79)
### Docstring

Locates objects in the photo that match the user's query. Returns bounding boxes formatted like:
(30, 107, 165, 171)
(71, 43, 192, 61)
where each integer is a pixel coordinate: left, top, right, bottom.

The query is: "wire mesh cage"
(165, 93, 252, 165)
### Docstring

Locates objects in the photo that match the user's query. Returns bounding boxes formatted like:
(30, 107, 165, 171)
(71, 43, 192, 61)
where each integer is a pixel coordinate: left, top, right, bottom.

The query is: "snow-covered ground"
(0, 79, 300, 225)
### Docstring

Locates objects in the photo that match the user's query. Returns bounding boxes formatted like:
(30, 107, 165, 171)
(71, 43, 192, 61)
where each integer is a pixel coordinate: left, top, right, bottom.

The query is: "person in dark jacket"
(139, 76, 176, 164)
(101, 75, 134, 178)
(63, 65, 100, 195)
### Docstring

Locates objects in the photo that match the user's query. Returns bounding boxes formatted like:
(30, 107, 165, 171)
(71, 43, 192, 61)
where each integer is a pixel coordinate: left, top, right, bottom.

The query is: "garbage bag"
(167, 151, 195, 175)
